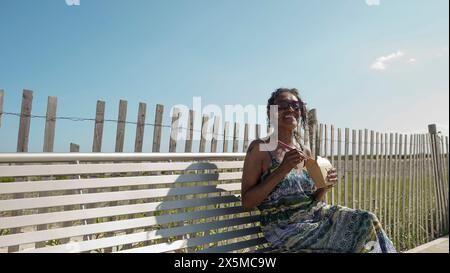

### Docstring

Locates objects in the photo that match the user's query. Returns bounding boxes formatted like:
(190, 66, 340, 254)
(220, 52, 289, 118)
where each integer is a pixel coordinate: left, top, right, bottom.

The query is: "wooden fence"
(0, 89, 449, 252)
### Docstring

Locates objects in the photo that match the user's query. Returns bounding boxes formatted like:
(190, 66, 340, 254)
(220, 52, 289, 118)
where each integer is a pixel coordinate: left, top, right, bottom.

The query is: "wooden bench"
(0, 153, 269, 253)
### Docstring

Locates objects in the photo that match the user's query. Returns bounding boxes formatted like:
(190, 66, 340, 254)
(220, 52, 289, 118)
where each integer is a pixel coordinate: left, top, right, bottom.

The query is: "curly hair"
(267, 88, 307, 130)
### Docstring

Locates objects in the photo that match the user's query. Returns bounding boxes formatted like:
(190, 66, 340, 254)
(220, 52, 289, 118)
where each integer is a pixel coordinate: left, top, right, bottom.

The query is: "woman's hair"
(267, 88, 307, 147)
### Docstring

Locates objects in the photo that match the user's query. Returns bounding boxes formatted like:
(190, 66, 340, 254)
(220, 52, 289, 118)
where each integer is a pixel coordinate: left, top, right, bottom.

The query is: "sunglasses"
(275, 100, 304, 111)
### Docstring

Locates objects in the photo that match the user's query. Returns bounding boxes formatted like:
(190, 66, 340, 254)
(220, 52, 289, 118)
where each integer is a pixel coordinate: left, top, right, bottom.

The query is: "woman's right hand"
(278, 149, 307, 175)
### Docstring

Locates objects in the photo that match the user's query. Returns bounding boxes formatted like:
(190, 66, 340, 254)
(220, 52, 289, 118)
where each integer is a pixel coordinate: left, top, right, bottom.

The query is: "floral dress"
(257, 150, 397, 253)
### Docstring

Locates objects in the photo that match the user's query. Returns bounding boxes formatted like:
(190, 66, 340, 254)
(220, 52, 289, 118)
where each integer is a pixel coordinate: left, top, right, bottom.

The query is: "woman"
(241, 88, 396, 253)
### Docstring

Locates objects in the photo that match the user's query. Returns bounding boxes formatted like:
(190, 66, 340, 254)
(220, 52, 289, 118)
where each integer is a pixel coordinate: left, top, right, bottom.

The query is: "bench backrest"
(0, 153, 268, 253)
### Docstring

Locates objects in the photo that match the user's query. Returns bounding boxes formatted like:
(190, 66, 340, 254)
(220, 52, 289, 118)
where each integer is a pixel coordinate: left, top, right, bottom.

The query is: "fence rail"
(0, 89, 449, 252)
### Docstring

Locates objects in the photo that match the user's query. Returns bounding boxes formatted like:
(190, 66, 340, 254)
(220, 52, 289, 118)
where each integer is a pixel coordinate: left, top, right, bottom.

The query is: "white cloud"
(365, 0, 380, 6)
(407, 58, 417, 64)
(371, 51, 405, 71)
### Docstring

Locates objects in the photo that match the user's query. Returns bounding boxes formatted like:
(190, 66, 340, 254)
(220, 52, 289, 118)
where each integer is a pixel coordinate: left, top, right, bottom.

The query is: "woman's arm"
(241, 141, 301, 210)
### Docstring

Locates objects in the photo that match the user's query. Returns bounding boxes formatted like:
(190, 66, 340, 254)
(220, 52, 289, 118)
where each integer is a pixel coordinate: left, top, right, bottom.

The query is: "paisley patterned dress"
(257, 150, 397, 253)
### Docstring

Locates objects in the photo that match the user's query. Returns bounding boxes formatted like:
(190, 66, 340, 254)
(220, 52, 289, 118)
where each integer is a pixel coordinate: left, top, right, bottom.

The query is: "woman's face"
(271, 92, 302, 131)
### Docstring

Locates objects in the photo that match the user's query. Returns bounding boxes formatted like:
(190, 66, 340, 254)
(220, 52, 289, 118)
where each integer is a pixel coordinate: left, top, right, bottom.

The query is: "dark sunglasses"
(275, 100, 304, 111)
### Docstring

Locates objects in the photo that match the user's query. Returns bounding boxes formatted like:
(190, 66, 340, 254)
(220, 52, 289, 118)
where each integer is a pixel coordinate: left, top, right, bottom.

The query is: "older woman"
(241, 88, 396, 253)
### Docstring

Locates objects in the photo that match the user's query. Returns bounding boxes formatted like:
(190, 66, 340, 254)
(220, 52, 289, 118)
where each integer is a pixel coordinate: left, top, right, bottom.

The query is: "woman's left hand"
(325, 168, 338, 190)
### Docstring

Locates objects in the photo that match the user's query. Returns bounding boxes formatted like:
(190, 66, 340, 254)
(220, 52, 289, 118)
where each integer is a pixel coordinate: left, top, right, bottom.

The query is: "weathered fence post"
(43, 96, 57, 153)
(169, 107, 181, 153)
(211, 116, 220, 153)
(307, 109, 317, 157)
(184, 110, 194, 152)
(17, 90, 33, 152)
(134, 102, 146, 152)
(243, 123, 249, 152)
(115, 100, 127, 153)
(223, 121, 230, 152)
(152, 104, 164, 152)
(233, 122, 240, 153)
(428, 124, 448, 235)
(199, 114, 208, 153)
(92, 100, 105, 153)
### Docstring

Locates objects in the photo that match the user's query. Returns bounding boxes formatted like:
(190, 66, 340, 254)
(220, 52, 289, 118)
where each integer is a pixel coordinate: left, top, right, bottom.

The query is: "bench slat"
(19, 216, 260, 253)
(0, 207, 248, 247)
(0, 183, 241, 211)
(197, 237, 267, 253)
(0, 172, 243, 194)
(0, 161, 244, 177)
(0, 195, 242, 229)
(118, 227, 261, 253)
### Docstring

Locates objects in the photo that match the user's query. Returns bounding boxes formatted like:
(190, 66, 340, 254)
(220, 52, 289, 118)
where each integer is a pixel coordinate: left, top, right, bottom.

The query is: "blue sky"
(0, 0, 448, 152)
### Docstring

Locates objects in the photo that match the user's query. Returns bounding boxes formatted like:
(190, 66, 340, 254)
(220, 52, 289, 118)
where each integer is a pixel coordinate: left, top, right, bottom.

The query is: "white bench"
(0, 153, 269, 253)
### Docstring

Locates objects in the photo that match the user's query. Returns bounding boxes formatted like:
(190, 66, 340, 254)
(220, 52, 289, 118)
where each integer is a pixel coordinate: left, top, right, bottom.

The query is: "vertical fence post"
(393, 133, 399, 244)
(428, 124, 445, 236)
(330, 125, 335, 205)
(363, 129, 368, 211)
(383, 133, 389, 232)
(415, 134, 420, 246)
(369, 130, 374, 212)
(211, 116, 220, 153)
(439, 135, 449, 231)
(92, 100, 105, 153)
(43, 96, 57, 152)
(152, 104, 164, 152)
(445, 136, 449, 231)
(223, 121, 230, 153)
(307, 109, 317, 157)
(344, 128, 350, 208)
(352, 130, 357, 209)
(387, 133, 393, 238)
(115, 100, 127, 152)
(169, 107, 181, 153)
(304, 111, 310, 148)
(422, 134, 429, 243)
(199, 115, 209, 153)
(317, 124, 323, 159)
(394, 134, 403, 245)
(407, 134, 413, 248)
(184, 110, 194, 153)
(233, 122, 240, 153)
(323, 124, 329, 203)
(243, 123, 249, 152)
(375, 132, 380, 217)
(402, 134, 408, 248)
(337, 128, 342, 206)
(358, 130, 362, 210)
(17, 90, 33, 152)
(134, 102, 146, 153)
(425, 134, 435, 241)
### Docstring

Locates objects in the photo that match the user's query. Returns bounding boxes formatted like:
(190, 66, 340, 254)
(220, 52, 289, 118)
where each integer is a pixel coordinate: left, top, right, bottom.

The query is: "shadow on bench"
(0, 153, 271, 253)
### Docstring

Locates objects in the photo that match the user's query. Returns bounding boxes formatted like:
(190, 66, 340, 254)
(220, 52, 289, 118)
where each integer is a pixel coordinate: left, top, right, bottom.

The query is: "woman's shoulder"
(247, 138, 268, 154)
(245, 138, 273, 175)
